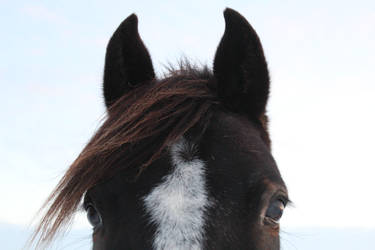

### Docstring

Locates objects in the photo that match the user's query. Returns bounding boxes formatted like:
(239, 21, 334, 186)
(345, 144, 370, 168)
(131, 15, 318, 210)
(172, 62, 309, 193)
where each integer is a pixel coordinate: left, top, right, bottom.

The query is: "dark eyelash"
(280, 196, 292, 207)
(276, 194, 291, 207)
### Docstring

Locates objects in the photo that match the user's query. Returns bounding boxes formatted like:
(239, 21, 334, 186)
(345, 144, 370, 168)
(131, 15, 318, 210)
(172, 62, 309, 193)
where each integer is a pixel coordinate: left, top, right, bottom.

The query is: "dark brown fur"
(31, 64, 221, 247)
(32, 8, 278, 248)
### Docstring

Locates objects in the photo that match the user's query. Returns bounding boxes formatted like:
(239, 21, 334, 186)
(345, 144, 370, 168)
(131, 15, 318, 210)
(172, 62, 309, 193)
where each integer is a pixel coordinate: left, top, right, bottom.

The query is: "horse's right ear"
(103, 14, 155, 108)
(213, 8, 270, 120)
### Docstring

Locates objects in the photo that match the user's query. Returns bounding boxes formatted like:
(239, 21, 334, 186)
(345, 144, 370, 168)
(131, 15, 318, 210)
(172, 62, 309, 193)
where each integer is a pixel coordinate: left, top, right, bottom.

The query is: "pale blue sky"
(1, 0, 375, 249)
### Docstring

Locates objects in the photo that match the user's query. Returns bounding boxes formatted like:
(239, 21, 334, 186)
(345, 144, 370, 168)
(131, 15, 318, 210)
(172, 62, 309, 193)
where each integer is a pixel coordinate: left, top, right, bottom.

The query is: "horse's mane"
(32, 61, 218, 247)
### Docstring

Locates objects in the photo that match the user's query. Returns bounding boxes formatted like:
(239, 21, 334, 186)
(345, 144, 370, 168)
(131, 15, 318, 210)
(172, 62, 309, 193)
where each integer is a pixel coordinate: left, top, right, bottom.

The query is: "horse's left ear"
(213, 8, 270, 120)
(103, 14, 155, 108)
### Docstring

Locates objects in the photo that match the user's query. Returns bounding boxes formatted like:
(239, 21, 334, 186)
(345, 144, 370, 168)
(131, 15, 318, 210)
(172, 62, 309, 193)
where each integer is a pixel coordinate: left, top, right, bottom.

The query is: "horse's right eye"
(86, 204, 102, 229)
(265, 199, 285, 224)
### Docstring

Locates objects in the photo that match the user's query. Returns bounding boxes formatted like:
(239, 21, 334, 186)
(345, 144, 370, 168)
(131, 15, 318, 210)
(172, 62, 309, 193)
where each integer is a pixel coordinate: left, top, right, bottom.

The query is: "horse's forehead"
(141, 115, 283, 249)
(211, 111, 264, 143)
(203, 111, 284, 185)
(85, 112, 284, 249)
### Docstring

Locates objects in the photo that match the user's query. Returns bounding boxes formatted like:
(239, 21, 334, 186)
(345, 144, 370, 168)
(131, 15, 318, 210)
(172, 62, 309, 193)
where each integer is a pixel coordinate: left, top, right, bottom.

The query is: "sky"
(1, 0, 375, 249)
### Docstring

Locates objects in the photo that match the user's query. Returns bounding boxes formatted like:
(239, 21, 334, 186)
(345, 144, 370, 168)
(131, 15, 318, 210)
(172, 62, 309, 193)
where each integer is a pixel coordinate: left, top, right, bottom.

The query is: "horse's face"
(85, 110, 287, 250)
(82, 8, 288, 250)
(34, 8, 288, 250)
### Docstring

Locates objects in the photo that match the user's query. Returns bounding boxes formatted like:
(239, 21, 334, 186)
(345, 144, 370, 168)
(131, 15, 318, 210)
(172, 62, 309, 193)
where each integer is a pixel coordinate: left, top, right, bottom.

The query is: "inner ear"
(213, 8, 270, 119)
(103, 14, 155, 108)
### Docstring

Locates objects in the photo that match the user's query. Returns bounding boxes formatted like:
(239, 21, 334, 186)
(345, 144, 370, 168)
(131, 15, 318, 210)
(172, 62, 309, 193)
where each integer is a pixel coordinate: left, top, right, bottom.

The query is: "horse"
(33, 8, 289, 250)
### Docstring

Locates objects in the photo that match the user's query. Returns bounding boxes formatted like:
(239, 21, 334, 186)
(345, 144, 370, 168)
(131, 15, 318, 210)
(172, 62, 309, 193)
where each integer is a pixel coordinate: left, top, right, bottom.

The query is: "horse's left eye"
(265, 199, 285, 223)
(86, 204, 102, 229)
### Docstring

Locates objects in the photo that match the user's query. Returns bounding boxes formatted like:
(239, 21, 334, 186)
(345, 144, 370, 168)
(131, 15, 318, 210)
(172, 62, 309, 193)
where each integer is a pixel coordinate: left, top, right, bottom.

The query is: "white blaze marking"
(143, 138, 210, 250)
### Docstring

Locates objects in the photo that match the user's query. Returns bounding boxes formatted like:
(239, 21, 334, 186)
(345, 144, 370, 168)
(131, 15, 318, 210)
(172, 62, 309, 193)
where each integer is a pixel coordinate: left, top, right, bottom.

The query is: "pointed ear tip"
(223, 8, 241, 19)
(118, 13, 138, 30)
(223, 8, 252, 27)
(128, 13, 138, 21)
(126, 13, 138, 24)
(223, 7, 234, 15)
